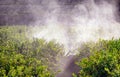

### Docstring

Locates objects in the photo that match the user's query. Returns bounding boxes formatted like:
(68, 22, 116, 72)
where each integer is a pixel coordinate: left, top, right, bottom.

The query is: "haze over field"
(0, 0, 120, 77)
(0, 1, 120, 54)
(27, 0, 120, 55)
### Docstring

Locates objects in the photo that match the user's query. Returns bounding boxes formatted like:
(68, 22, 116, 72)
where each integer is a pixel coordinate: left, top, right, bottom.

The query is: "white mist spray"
(25, 0, 120, 76)
(27, 0, 120, 56)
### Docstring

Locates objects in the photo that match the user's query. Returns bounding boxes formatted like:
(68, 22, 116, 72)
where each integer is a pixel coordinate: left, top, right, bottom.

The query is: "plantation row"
(0, 26, 120, 77)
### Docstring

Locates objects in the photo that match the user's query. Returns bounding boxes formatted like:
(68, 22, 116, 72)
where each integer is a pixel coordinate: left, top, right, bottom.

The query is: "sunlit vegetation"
(76, 39, 120, 77)
(0, 26, 120, 77)
(0, 26, 63, 77)
(0, 50, 54, 77)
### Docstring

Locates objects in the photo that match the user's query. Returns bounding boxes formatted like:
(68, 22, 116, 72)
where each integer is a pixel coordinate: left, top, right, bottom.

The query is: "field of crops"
(0, 26, 120, 77)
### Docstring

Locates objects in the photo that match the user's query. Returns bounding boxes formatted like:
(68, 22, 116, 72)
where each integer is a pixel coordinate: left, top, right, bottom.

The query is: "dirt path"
(56, 55, 80, 77)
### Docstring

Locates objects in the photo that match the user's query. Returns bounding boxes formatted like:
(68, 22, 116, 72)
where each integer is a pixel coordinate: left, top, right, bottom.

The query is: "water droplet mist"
(28, 0, 120, 55)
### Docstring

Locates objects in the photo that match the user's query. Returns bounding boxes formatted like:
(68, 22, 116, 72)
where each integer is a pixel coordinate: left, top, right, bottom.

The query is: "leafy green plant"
(0, 26, 64, 76)
(76, 39, 120, 77)
(0, 48, 54, 77)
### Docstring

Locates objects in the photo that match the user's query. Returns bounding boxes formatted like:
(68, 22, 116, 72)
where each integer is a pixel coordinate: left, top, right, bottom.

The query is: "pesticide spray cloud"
(27, 0, 120, 55)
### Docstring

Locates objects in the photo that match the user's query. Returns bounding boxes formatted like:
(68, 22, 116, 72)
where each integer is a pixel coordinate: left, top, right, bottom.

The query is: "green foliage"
(77, 39, 120, 77)
(0, 48, 54, 77)
(0, 26, 64, 76)
(3, 26, 120, 77)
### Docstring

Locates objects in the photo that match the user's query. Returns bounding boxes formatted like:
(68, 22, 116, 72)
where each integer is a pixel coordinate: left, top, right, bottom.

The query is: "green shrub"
(76, 39, 120, 77)
(0, 26, 64, 76)
(0, 48, 54, 77)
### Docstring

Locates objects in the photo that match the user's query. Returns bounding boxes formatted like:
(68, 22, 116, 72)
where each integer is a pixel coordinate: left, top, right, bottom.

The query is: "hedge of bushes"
(1, 26, 120, 77)
(76, 39, 120, 77)
(0, 26, 64, 77)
